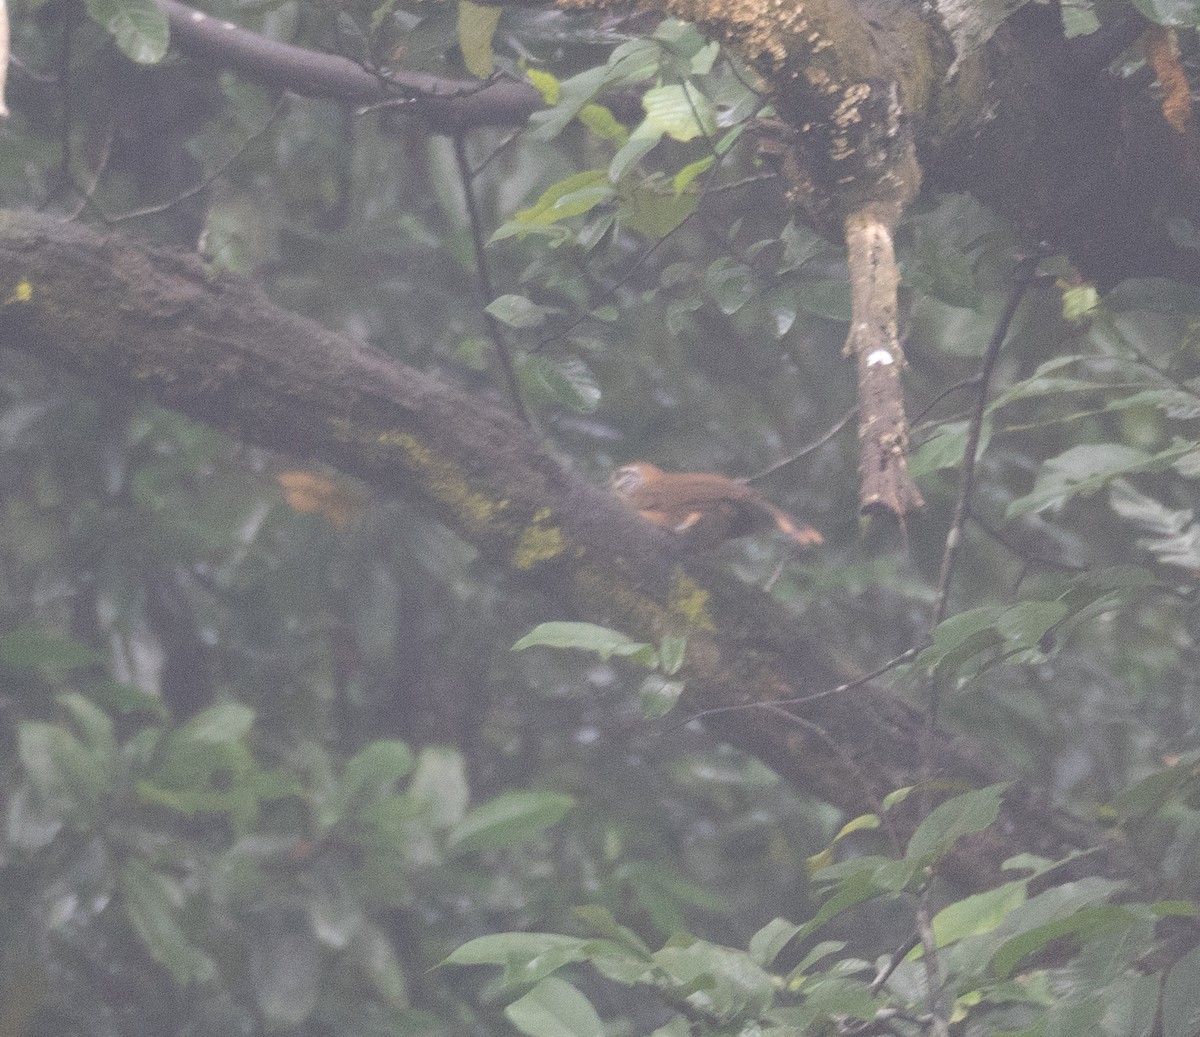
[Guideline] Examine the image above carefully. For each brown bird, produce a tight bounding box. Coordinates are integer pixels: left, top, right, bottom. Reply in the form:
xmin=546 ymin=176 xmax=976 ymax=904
xmin=609 ymin=462 xmax=823 ymax=551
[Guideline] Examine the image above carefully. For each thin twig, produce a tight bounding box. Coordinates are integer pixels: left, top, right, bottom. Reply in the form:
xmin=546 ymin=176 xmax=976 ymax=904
xmin=756 ymin=703 xmax=899 ymax=853
xmin=61 ymin=118 xmax=116 ymax=221
xmin=915 ymin=893 xmax=951 ymax=1037
xmin=930 ymin=252 xmax=1044 ymax=631
xmin=451 ymin=133 xmax=535 ymax=430
xmin=469 ymin=127 xmax=523 ymax=178
xmin=870 ymin=931 xmax=921 ymax=994
xmin=915 ymin=250 xmax=1045 ymax=1037
xmin=681 ymin=642 xmax=925 ymax=728
xmin=744 ymin=405 xmax=857 ymax=484
xmin=910 ymin=376 xmax=981 ymax=428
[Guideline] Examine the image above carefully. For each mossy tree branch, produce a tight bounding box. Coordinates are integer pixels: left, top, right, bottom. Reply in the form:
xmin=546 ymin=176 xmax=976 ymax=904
xmin=0 ymin=210 xmax=1118 ymax=888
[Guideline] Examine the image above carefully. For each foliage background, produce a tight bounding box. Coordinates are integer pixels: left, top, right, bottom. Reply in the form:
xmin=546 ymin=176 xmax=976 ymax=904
xmin=2 ymin=0 xmax=1200 ymax=1034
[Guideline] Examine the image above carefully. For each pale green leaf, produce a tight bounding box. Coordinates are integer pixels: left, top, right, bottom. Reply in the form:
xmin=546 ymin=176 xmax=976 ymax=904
xmin=447 ymin=790 xmax=573 ymax=854
xmin=84 ymin=0 xmax=168 ymax=62
xmin=121 ymin=861 xmax=215 ymax=985
xmin=457 ymin=0 xmax=502 ymax=79
xmin=641 ymin=82 xmax=716 ymax=141
xmin=504 ymin=977 xmax=603 ymax=1037
xmin=513 ymin=622 xmax=656 ymax=663
xmin=521 ymin=354 xmax=601 ymax=413
xmin=906 ymin=784 xmax=1007 ymax=864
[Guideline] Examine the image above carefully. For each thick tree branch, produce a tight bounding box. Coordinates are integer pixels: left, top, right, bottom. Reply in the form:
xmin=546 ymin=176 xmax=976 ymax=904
xmin=158 ymin=0 xmax=544 ymax=131
xmin=844 ymin=205 xmax=923 ymax=515
xmin=0 ymin=210 xmax=1120 ymax=888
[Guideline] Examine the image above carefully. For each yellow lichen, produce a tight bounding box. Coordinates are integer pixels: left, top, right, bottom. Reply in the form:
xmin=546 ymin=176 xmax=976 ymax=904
xmin=376 ymin=430 xmax=500 ymax=527
xmin=512 ymin=509 xmax=565 ymax=570
xmin=5 ymin=279 xmax=32 ymax=305
xmin=668 ymin=569 xmax=715 ymax=631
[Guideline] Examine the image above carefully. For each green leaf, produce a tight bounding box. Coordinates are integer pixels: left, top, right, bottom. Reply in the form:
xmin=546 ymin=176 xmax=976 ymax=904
xmin=84 ymin=0 xmax=168 ymax=62
xmin=525 ymin=67 xmax=559 ymax=104
xmin=991 ymin=903 xmax=1134 ymax=979
xmin=1061 ymin=283 xmax=1100 ymax=321
xmin=340 ymin=739 xmax=415 ymax=804
xmin=673 ymin=155 xmax=714 ymax=195
xmin=748 ymin=918 xmax=802 ymax=966
xmin=0 ymin=628 xmax=103 ymax=670
xmin=906 ymin=784 xmax=1007 ymax=864
xmin=909 ymin=419 xmax=993 ymax=478
xmin=120 ymin=861 xmax=215 ymax=985
xmin=457 ymin=0 xmax=502 ymax=79
xmin=618 ymin=180 xmax=697 ymax=239
xmin=486 ymin=294 xmax=555 ymax=329
xmin=706 ymin=258 xmax=754 ymax=315
xmin=916 ymin=606 xmax=1006 ymax=673
xmin=639 ymin=674 xmax=684 ymax=719
xmin=179 ymin=701 xmax=255 ymax=743
xmin=652 ymin=939 xmax=774 ymax=1018
xmin=930 ymin=880 xmax=1027 ymax=947
xmin=445 ymin=932 xmax=587 ymax=967
xmin=578 ymin=103 xmax=629 ymax=143
xmin=447 ymin=790 xmax=573 ymax=854
xmin=609 ymin=122 xmax=663 ymax=182
xmin=572 ymin=904 xmax=653 ymax=957
xmin=658 ymin=635 xmax=687 ymax=676
xmin=528 ymin=66 xmax=607 ymax=140
xmin=495 ymin=170 xmax=613 ymax=241
xmin=504 ymin=976 xmax=603 ymax=1037
xmin=18 ymin=721 xmax=109 ymax=817
xmin=513 ymin=622 xmax=657 ymax=664
xmin=521 ymin=354 xmax=601 ymax=413
xmin=1108 ymin=753 xmax=1200 ymax=820
xmin=409 ymin=746 xmax=469 ymax=829
xmin=1164 ymin=942 xmax=1200 ymax=1037
xmin=641 ymin=82 xmax=716 ymax=141
xmin=799 ymin=866 xmax=889 ymax=938
xmin=1007 ymin=442 xmax=1197 ymax=517
xmin=995 ymin=601 xmax=1068 ymax=650
xmin=90 ymin=679 xmax=170 ymax=719
xmin=57 ymin=692 xmax=116 ymax=761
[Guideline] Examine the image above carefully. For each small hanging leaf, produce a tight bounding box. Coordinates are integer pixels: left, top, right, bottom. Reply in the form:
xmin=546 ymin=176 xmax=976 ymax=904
xmin=906 ymin=783 xmax=1008 ymax=865
xmin=486 ymin=294 xmax=555 ymax=328
xmin=639 ymin=674 xmax=683 ymax=720
xmin=447 ymin=790 xmax=574 ymax=854
xmin=642 ymin=82 xmax=716 ymax=141
xmin=578 ymin=103 xmax=628 ymax=143
xmin=520 ymin=355 xmax=601 ymax=413
xmin=457 ymin=0 xmax=502 ymax=79
xmin=513 ymin=622 xmax=656 ymax=664
xmin=84 ymin=0 xmax=168 ymax=63
xmin=504 ymin=977 xmax=604 ymax=1037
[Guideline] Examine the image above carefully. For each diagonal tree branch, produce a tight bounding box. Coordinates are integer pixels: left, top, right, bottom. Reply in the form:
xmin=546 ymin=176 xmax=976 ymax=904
xmin=158 ymin=0 xmax=545 ymax=131
xmin=0 ymin=210 xmax=1122 ymax=889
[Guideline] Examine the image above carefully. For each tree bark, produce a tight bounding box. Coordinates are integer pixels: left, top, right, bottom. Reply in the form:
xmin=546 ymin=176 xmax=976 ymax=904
xmin=0 ymin=210 xmax=1119 ymax=888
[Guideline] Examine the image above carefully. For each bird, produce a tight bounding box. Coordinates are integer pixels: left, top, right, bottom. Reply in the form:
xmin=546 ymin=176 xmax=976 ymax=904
xmin=609 ymin=462 xmax=823 ymax=551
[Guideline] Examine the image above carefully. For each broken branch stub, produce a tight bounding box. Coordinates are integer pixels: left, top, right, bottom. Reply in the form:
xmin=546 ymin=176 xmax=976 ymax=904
xmin=844 ymin=206 xmax=924 ymax=516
